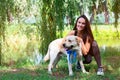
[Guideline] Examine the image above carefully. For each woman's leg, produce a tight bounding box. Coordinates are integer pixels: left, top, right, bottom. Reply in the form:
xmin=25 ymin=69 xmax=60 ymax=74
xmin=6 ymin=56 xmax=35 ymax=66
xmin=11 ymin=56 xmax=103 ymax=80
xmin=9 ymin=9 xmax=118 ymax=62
xmin=77 ymin=40 xmax=104 ymax=75
xmin=83 ymin=54 xmax=92 ymax=64
xmin=92 ymin=41 xmax=102 ymax=67
xmin=77 ymin=41 xmax=102 ymax=66
xmin=76 ymin=53 xmax=92 ymax=69
xmin=92 ymin=40 xmax=104 ymax=75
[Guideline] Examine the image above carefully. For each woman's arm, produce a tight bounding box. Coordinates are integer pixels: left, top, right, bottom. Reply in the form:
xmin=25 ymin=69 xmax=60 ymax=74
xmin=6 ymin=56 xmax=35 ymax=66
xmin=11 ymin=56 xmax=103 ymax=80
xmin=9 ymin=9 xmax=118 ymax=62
xmin=79 ymin=37 xmax=91 ymax=55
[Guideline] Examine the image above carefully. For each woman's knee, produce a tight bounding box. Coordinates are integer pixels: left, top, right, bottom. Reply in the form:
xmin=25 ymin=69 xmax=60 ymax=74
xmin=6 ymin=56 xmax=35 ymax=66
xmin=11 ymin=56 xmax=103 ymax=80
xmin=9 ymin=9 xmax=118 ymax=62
xmin=83 ymin=59 xmax=92 ymax=64
xmin=92 ymin=40 xmax=100 ymax=55
xmin=92 ymin=40 xmax=98 ymax=47
xmin=83 ymin=55 xmax=92 ymax=64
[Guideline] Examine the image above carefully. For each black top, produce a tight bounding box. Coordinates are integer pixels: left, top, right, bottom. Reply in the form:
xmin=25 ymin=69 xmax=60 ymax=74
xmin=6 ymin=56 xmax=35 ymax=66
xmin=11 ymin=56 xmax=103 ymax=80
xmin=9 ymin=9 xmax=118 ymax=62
xmin=74 ymin=30 xmax=77 ymax=36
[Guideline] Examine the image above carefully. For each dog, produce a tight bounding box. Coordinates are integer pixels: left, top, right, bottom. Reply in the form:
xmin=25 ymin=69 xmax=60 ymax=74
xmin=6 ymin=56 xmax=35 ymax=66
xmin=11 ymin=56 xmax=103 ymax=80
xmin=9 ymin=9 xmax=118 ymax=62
xmin=43 ymin=35 xmax=88 ymax=76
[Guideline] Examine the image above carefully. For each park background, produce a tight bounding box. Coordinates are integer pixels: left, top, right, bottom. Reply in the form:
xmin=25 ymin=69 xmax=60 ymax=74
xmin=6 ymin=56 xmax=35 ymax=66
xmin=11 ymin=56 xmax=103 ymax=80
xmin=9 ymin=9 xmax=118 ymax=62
xmin=0 ymin=0 xmax=120 ymax=80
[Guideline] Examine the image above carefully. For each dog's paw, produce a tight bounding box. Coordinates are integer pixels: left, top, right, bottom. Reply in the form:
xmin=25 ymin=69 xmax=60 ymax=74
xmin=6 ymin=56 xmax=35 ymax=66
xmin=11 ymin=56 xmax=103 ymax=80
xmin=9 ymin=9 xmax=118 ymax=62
xmin=85 ymin=71 xmax=89 ymax=74
xmin=48 ymin=71 xmax=52 ymax=75
xmin=83 ymin=71 xmax=89 ymax=74
xmin=69 ymin=72 xmax=74 ymax=76
xmin=69 ymin=73 xmax=74 ymax=76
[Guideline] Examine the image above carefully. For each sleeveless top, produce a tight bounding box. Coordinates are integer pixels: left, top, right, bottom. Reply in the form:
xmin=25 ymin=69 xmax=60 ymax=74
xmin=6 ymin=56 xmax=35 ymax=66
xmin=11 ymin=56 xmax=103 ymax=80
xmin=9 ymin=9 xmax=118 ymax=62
xmin=74 ymin=30 xmax=93 ymax=55
xmin=74 ymin=30 xmax=77 ymax=36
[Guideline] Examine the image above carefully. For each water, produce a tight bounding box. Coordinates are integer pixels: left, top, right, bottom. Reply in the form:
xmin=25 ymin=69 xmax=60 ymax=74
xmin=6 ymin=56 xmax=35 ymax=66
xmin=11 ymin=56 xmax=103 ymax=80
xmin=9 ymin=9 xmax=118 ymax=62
xmin=29 ymin=48 xmax=43 ymax=65
xmin=98 ymin=39 xmax=120 ymax=52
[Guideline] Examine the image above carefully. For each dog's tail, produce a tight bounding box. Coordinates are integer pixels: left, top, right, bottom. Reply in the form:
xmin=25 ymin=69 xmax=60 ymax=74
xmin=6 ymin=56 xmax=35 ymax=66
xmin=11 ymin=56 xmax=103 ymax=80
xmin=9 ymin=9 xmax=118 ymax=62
xmin=43 ymin=48 xmax=50 ymax=62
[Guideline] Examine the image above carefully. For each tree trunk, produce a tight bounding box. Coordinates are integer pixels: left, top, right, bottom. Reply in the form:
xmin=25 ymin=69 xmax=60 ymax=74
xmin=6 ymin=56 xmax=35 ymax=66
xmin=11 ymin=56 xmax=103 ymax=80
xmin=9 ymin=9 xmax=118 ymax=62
xmin=90 ymin=12 xmax=94 ymax=24
xmin=90 ymin=1 xmax=96 ymax=24
xmin=103 ymin=0 xmax=109 ymax=24
xmin=0 ymin=41 xmax=1 ymax=65
xmin=7 ymin=9 xmax=13 ymax=23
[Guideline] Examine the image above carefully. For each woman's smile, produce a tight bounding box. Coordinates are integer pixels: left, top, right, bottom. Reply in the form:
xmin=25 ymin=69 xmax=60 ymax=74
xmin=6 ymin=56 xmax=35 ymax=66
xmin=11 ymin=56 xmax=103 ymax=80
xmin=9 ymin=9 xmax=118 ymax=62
xmin=76 ymin=17 xmax=86 ymax=31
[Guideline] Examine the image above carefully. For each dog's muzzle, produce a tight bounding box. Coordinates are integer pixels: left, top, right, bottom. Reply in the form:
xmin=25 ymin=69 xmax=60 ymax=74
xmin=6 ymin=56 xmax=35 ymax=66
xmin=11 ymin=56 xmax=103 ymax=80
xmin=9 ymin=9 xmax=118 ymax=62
xmin=63 ymin=43 xmax=74 ymax=50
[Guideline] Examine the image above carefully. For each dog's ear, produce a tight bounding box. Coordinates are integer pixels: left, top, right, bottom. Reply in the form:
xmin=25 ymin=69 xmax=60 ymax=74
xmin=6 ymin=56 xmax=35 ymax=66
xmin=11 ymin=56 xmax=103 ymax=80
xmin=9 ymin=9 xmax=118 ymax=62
xmin=60 ymin=38 xmax=65 ymax=48
xmin=75 ymin=36 xmax=81 ymax=45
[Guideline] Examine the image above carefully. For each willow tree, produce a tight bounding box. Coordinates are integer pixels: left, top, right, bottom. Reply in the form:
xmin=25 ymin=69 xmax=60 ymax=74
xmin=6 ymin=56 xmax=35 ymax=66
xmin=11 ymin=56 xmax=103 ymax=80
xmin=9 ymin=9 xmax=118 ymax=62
xmin=0 ymin=0 xmax=6 ymax=65
xmin=111 ymin=0 xmax=120 ymax=38
xmin=0 ymin=0 xmax=14 ymax=65
xmin=39 ymin=0 xmax=65 ymax=54
xmin=65 ymin=0 xmax=79 ymax=26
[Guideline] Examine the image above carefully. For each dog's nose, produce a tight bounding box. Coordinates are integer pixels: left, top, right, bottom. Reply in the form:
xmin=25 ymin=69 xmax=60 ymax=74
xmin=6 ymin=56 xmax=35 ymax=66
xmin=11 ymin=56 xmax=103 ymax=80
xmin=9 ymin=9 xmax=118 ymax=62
xmin=63 ymin=43 xmax=65 ymax=47
xmin=71 ymin=45 xmax=73 ymax=48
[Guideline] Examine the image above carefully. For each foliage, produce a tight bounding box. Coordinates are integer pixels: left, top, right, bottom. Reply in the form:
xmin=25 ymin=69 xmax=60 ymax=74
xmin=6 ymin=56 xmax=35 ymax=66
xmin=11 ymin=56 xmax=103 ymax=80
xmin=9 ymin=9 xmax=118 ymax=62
xmin=39 ymin=0 xmax=65 ymax=54
xmin=0 ymin=0 xmax=15 ymax=65
xmin=14 ymin=0 xmax=40 ymax=23
xmin=65 ymin=0 xmax=79 ymax=25
xmin=92 ymin=24 xmax=120 ymax=39
xmin=2 ymin=24 xmax=39 ymax=66
xmin=112 ymin=0 xmax=120 ymax=38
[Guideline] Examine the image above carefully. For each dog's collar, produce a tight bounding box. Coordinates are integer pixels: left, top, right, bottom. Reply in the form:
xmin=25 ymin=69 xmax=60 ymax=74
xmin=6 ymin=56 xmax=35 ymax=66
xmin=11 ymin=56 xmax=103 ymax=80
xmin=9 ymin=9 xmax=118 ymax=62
xmin=66 ymin=50 xmax=77 ymax=64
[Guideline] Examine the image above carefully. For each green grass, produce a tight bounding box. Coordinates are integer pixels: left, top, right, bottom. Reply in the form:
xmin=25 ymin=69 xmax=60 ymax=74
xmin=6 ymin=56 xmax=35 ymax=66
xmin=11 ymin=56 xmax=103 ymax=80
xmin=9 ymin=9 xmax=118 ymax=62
xmin=0 ymin=49 xmax=120 ymax=80
xmin=0 ymin=59 xmax=120 ymax=80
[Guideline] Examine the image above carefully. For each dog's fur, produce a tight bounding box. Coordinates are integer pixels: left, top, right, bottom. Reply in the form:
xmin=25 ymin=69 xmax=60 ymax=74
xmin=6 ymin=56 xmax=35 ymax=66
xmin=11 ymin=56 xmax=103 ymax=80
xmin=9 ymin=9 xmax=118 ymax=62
xmin=43 ymin=35 xmax=88 ymax=76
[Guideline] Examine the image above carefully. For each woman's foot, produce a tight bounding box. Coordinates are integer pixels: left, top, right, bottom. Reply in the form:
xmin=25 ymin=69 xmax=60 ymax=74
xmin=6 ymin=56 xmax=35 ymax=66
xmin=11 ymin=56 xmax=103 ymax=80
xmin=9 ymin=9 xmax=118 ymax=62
xmin=97 ymin=67 xmax=104 ymax=76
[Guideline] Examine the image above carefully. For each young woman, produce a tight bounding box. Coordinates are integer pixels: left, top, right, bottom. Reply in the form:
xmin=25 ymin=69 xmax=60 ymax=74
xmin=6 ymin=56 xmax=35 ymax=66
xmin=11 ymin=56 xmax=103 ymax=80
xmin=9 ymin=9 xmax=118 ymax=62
xmin=67 ymin=15 xmax=104 ymax=75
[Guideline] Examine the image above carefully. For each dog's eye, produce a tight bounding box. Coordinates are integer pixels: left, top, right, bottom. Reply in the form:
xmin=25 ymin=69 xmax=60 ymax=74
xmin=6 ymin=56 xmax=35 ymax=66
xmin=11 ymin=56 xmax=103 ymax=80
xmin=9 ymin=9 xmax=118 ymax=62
xmin=68 ymin=40 xmax=72 ymax=42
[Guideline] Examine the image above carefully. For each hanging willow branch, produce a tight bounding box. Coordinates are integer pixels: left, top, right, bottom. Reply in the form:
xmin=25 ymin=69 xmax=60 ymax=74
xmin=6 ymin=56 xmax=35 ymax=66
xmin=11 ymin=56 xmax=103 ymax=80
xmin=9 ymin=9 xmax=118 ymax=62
xmin=39 ymin=0 xmax=65 ymax=54
xmin=112 ymin=0 xmax=120 ymax=38
xmin=0 ymin=0 xmax=14 ymax=65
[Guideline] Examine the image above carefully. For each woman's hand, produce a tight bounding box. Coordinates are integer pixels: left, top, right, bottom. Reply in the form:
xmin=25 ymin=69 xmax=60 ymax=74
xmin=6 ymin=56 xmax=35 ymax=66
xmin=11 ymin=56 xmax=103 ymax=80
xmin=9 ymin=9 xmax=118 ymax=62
xmin=78 ymin=36 xmax=91 ymax=55
xmin=76 ymin=37 xmax=83 ymax=43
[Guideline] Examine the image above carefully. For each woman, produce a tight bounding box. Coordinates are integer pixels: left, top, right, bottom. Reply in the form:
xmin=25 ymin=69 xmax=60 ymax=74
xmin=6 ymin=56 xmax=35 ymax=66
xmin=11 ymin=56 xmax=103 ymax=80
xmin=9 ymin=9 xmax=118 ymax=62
xmin=67 ymin=15 xmax=104 ymax=75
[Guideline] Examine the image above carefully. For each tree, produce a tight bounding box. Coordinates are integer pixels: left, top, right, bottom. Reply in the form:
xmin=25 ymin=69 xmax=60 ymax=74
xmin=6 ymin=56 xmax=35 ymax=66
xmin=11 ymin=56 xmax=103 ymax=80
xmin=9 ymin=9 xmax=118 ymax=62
xmin=39 ymin=0 xmax=65 ymax=54
xmin=112 ymin=0 xmax=120 ymax=38
xmin=103 ymin=0 xmax=109 ymax=24
xmin=66 ymin=0 xmax=79 ymax=26
xmin=0 ymin=0 xmax=14 ymax=65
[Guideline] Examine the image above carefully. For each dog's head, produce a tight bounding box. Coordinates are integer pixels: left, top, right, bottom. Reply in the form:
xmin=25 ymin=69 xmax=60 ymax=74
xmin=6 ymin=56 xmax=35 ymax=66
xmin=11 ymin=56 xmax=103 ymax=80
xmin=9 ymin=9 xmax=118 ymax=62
xmin=63 ymin=35 xmax=80 ymax=51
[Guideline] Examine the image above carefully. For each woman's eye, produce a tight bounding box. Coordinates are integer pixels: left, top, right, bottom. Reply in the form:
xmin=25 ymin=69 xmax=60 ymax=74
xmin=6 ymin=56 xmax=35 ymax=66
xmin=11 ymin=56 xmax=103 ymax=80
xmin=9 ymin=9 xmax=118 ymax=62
xmin=79 ymin=22 xmax=81 ymax=23
xmin=79 ymin=22 xmax=85 ymax=24
xmin=82 ymin=23 xmax=85 ymax=25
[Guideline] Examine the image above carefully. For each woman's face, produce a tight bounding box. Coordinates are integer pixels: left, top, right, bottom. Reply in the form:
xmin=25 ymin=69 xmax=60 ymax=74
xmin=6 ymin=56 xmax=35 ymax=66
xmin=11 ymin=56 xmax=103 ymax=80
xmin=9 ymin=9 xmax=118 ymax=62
xmin=76 ymin=17 xmax=86 ymax=31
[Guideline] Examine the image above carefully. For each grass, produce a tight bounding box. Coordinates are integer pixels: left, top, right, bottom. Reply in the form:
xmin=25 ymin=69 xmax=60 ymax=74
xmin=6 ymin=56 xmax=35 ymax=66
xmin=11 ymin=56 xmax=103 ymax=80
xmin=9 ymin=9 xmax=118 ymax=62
xmin=0 ymin=61 xmax=120 ymax=80
xmin=0 ymin=24 xmax=120 ymax=80
xmin=0 ymin=48 xmax=120 ymax=80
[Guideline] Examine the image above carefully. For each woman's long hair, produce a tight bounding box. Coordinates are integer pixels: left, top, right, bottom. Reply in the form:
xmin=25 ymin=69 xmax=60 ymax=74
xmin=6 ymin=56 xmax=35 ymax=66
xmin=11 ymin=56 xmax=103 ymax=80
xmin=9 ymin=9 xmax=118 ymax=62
xmin=73 ymin=15 xmax=94 ymax=44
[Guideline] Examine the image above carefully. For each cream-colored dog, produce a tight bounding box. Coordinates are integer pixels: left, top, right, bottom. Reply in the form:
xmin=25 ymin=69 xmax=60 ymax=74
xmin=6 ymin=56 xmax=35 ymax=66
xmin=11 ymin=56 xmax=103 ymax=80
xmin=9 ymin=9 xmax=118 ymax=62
xmin=43 ymin=35 xmax=88 ymax=76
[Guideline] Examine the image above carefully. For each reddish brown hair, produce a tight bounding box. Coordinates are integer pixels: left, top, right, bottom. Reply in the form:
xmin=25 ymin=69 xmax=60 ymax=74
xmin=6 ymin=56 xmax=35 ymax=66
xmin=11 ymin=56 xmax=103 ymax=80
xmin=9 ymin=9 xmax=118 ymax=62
xmin=73 ymin=15 xmax=94 ymax=44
